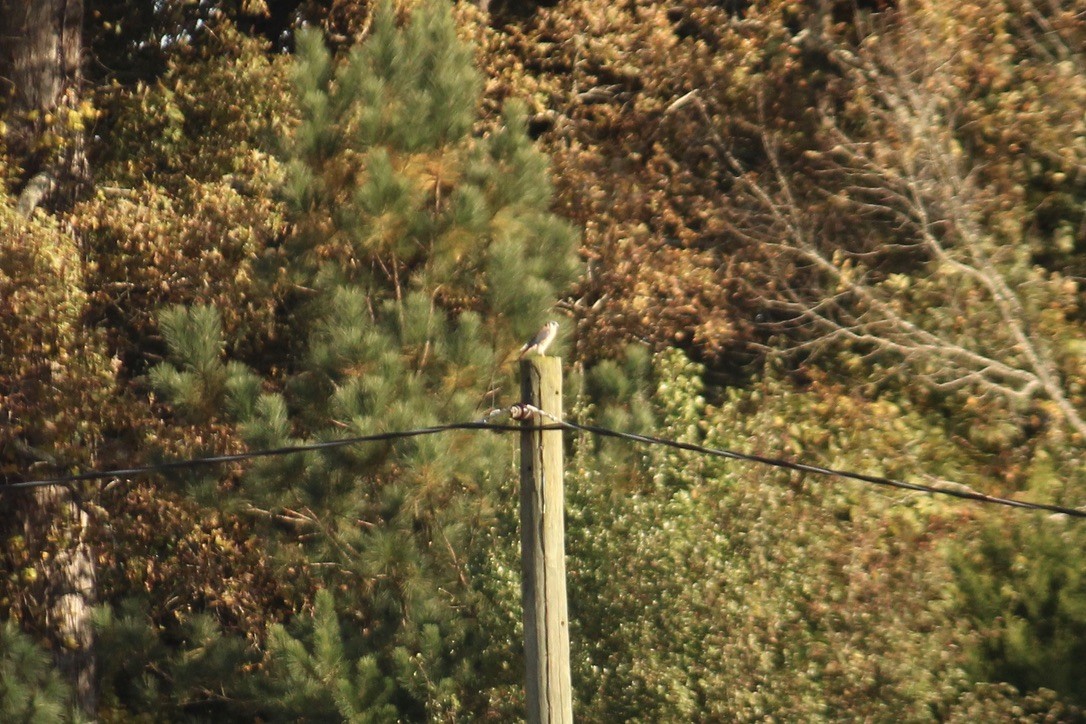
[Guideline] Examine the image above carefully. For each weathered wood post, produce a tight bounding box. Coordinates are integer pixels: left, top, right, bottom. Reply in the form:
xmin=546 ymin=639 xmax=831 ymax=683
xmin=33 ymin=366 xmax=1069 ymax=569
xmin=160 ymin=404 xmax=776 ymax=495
xmin=519 ymin=355 xmax=573 ymax=723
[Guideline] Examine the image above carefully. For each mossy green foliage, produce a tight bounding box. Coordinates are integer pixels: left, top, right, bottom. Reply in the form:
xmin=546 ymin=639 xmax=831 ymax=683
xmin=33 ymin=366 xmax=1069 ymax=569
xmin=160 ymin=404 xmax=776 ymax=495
xmin=568 ymin=348 xmax=1084 ymax=720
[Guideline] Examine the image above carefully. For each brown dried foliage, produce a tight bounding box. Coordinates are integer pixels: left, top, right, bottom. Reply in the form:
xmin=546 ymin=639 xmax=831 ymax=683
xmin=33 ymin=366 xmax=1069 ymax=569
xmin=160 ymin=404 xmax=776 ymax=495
xmin=475 ymin=0 xmax=836 ymax=364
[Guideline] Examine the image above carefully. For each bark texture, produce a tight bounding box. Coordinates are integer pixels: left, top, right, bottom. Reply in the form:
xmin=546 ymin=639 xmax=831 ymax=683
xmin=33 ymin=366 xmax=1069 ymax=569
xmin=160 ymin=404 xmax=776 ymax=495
xmin=1 ymin=0 xmax=97 ymax=715
xmin=0 ymin=0 xmax=86 ymax=211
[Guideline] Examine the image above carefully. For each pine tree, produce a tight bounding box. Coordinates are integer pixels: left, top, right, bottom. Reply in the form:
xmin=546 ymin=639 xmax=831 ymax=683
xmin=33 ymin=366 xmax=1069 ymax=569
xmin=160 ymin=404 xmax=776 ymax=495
xmin=0 ymin=621 xmax=73 ymax=723
xmin=150 ymin=1 xmax=578 ymax=717
xmin=952 ymin=515 xmax=1086 ymax=706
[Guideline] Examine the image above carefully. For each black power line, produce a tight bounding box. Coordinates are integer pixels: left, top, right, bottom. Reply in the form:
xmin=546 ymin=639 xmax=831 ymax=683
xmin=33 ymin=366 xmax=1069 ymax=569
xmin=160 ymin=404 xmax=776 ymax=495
xmin=552 ymin=417 xmax=1086 ymax=518
xmin=0 ymin=421 xmax=542 ymax=491
xmin=4 ymin=411 xmax=1083 ymax=519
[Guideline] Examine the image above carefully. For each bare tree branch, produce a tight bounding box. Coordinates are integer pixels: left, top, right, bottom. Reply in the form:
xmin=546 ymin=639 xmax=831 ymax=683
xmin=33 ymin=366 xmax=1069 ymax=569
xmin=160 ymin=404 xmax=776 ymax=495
xmin=681 ymin=5 xmax=1086 ymax=442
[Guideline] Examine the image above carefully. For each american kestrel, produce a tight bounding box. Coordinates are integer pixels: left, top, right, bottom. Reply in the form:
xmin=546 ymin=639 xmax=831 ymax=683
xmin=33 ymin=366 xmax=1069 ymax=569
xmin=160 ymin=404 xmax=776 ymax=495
xmin=519 ymin=320 xmax=559 ymax=358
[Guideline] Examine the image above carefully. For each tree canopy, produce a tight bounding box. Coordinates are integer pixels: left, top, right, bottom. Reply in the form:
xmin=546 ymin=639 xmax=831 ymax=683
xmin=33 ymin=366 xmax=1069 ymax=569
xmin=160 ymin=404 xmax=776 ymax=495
xmin=2 ymin=0 xmax=1085 ymax=719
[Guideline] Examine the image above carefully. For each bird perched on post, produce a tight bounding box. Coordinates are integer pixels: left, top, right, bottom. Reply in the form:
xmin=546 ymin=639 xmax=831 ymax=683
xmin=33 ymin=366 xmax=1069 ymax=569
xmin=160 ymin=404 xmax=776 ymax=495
xmin=519 ymin=320 xmax=559 ymax=358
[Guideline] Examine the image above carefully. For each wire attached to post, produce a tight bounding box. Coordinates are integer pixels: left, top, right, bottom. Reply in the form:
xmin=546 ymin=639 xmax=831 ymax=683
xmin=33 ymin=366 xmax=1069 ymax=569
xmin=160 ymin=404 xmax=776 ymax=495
xmin=3 ymin=409 xmax=1083 ymax=518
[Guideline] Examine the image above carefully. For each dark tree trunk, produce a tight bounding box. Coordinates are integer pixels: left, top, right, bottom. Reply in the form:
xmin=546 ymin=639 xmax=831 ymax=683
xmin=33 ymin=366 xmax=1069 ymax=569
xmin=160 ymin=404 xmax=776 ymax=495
xmin=17 ymin=486 xmax=98 ymax=716
xmin=0 ymin=0 xmax=86 ymax=213
xmin=0 ymin=1 xmax=97 ymax=716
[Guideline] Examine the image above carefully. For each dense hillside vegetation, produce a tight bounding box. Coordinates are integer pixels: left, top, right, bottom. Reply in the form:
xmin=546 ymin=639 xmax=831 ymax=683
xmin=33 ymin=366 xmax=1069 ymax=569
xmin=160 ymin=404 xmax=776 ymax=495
xmin=2 ymin=0 xmax=1084 ymax=719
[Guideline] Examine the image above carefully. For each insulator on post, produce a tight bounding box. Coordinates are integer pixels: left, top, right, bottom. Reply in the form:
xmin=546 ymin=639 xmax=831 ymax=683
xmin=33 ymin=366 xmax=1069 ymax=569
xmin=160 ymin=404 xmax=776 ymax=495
xmin=509 ymin=403 xmax=533 ymax=421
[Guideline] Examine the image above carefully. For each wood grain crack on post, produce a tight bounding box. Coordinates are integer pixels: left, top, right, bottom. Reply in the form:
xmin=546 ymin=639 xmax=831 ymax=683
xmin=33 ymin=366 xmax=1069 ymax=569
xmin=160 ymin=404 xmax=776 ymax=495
xmin=519 ymin=355 xmax=573 ymax=723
